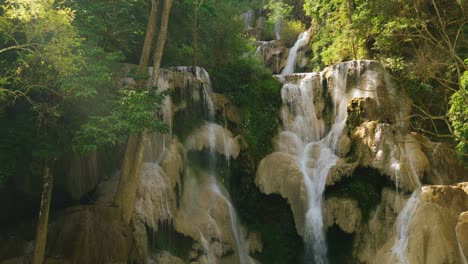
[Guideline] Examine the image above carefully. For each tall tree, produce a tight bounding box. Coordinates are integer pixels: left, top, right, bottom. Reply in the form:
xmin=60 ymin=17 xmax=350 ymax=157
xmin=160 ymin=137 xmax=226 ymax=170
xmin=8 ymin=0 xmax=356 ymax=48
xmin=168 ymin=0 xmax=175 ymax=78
xmin=192 ymin=0 xmax=199 ymax=75
xmin=151 ymin=0 xmax=174 ymax=86
xmin=113 ymin=0 xmax=174 ymax=224
xmin=0 ymin=0 xmax=115 ymax=262
xmin=139 ymin=0 xmax=161 ymax=72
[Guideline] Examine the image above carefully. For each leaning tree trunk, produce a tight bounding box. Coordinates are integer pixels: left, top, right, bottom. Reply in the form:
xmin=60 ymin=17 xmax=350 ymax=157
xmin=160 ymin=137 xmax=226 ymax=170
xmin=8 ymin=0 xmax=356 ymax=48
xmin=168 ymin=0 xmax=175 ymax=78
xmin=113 ymin=131 xmax=148 ymax=223
xmin=114 ymin=0 xmax=173 ymax=224
xmin=192 ymin=0 xmax=198 ymax=75
xmin=151 ymin=0 xmax=174 ymax=87
xmin=32 ymin=162 xmax=54 ymax=264
xmin=138 ymin=0 xmax=160 ymax=73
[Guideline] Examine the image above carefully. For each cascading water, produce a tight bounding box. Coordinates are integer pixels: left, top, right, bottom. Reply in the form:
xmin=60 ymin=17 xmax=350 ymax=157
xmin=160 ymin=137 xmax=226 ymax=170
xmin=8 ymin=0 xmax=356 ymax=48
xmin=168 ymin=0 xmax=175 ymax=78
xmin=177 ymin=66 xmax=248 ymax=264
xmin=391 ymin=190 xmax=421 ymax=264
xmin=281 ymin=30 xmax=310 ymax=75
xmin=274 ymin=19 xmax=281 ymax=40
xmin=390 ymin=137 xmax=424 ymax=264
xmin=277 ymin=60 xmax=378 ymax=263
xmin=456 ymin=219 xmax=468 ymax=264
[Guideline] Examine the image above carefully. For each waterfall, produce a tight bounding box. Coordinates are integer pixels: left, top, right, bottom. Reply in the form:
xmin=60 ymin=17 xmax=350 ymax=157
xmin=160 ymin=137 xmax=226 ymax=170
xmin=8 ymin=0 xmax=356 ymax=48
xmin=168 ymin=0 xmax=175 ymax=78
xmin=240 ymin=10 xmax=254 ymax=29
xmin=276 ymin=59 xmax=382 ymax=263
xmin=205 ymin=120 xmax=248 ymax=264
xmin=280 ymin=73 xmax=339 ymax=264
xmin=274 ymin=19 xmax=281 ymax=40
xmin=456 ymin=220 xmax=468 ymax=264
xmin=177 ymin=66 xmax=248 ymax=264
xmin=391 ymin=190 xmax=421 ymax=264
xmin=281 ymin=30 xmax=310 ymax=75
xmin=210 ymin=182 xmax=248 ymax=264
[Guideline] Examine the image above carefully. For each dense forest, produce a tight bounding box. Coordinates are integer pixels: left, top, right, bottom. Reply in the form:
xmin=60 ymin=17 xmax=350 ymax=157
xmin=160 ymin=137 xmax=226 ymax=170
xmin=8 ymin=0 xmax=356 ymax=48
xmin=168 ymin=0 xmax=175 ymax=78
xmin=0 ymin=0 xmax=467 ymax=263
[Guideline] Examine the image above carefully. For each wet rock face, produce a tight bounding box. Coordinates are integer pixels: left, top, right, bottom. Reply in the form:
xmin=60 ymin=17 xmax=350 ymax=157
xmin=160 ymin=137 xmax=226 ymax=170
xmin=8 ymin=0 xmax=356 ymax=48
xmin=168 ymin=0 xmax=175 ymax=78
xmin=255 ymin=59 xmax=468 ymax=263
xmin=256 ymin=152 xmax=307 ymax=235
xmin=324 ymin=197 xmax=362 ymax=234
xmin=211 ymin=93 xmax=244 ymax=126
xmin=46 ymin=205 xmax=133 ymax=264
xmin=355 ymin=184 xmax=468 ymax=264
xmin=347 ymin=97 xmax=378 ymax=132
xmin=255 ymin=41 xmax=289 ymax=74
xmin=457 ymin=211 xmax=468 ymax=258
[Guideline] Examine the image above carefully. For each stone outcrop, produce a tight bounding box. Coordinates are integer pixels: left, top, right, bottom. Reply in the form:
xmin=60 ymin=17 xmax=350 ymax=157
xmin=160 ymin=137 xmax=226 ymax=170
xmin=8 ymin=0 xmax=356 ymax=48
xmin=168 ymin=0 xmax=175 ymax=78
xmin=255 ymin=41 xmax=289 ymax=74
xmin=255 ymin=60 xmax=468 ymax=264
xmin=150 ymin=251 xmax=185 ymax=264
xmin=457 ymin=211 xmax=468 ymax=258
xmin=354 ymin=188 xmax=400 ymax=263
xmin=355 ymin=184 xmax=468 ymax=264
xmin=325 ymin=197 xmax=362 ymax=234
xmin=185 ymin=122 xmax=241 ymax=159
xmin=46 ymin=205 xmax=133 ymax=264
xmin=211 ymin=93 xmax=244 ymax=126
xmin=256 ymin=152 xmax=308 ymax=235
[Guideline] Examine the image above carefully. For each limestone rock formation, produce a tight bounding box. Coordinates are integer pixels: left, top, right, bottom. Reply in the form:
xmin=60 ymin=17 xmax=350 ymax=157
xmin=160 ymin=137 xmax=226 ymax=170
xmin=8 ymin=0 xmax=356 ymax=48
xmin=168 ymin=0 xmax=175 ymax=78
xmin=353 ymin=122 xmax=430 ymax=190
xmin=150 ymin=251 xmax=185 ymax=264
xmin=356 ymin=184 xmax=468 ymax=264
xmin=211 ymin=93 xmax=244 ymax=125
xmin=457 ymin=211 xmax=468 ymax=259
xmin=46 ymin=205 xmax=133 ymax=264
xmin=185 ymin=122 xmax=241 ymax=159
xmin=256 ymin=152 xmax=308 ymax=235
xmin=255 ymin=41 xmax=289 ymax=74
xmin=324 ymin=197 xmax=362 ymax=234
xmin=354 ymin=188 xmax=400 ymax=263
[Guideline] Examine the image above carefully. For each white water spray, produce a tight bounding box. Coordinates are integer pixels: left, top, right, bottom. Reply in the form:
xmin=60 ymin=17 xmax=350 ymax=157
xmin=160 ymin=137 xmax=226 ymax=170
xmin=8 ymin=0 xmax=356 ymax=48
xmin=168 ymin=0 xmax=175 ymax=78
xmin=391 ymin=190 xmax=421 ymax=264
xmin=281 ymin=30 xmax=310 ymax=75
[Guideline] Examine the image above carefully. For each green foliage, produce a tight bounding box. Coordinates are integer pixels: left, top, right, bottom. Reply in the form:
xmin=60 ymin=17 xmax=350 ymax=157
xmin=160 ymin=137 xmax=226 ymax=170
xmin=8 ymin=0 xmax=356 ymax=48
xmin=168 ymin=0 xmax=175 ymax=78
xmin=448 ymin=69 xmax=468 ymax=163
xmin=66 ymin=0 xmax=148 ymax=63
xmin=261 ymin=0 xmax=304 ymax=45
xmin=304 ymin=0 xmax=369 ymax=68
xmin=280 ymin=19 xmax=305 ymax=47
xmin=264 ymin=0 xmax=292 ymax=24
xmin=164 ymin=0 xmax=252 ymax=72
xmin=0 ymin=0 xmax=162 ymax=187
xmin=212 ymin=56 xmax=282 ymax=163
xmin=303 ymin=0 xmax=468 ymax=159
xmin=326 ymin=167 xmax=388 ymax=221
xmin=74 ymin=90 xmax=169 ymax=154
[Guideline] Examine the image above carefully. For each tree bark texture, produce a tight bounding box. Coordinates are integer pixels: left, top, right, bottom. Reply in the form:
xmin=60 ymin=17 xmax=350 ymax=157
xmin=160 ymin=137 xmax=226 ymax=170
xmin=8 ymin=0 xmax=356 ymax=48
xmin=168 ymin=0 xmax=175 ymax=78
xmin=192 ymin=0 xmax=198 ymax=75
xmin=151 ymin=0 xmax=174 ymax=88
xmin=32 ymin=163 xmax=54 ymax=264
xmin=138 ymin=0 xmax=160 ymax=73
xmin=113 ymin=131 xmax=148 ymax=224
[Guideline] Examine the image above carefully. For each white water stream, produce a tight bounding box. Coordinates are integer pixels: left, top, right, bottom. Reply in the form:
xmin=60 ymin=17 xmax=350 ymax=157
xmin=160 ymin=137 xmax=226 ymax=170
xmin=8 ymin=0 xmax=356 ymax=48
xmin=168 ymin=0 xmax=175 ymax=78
xmin=194 ymin=67 xmax=248 ymax=264
xmin=456 ymin=221 xmax=468 ymax=264
xmin=391 ymin=190 xmax=421 ymax=264
xmin=281 ymin=30 xmax=310 ymax=75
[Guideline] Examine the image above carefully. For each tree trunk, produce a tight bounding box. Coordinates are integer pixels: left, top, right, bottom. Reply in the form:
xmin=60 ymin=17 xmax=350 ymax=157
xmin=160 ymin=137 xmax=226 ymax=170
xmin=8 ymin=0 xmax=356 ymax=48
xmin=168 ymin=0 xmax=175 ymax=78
xmin=192 ymin=0 xmax=198 ymax=75
xmin=114 ymin=0 xmax=173 ymax=224
xmin=138 ymin=0 xmax=160 ymax=73
xmin=347 ymin=0 xmax=356 ymax=20
xmin=151 ymin=0 xmax=174 ymax=88
xmin=113 ymin=131 xmax=148 ymax=223
xmin=32 ymin=163 xmax=54 ymax=264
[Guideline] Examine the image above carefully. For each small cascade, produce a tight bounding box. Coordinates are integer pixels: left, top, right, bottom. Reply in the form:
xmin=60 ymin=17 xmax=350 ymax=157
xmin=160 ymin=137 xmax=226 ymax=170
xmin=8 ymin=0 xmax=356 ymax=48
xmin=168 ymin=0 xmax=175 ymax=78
xmin=174 ymin=66 xmax=248 ymax=263
xmin=274 ymin=19 xmax=281 ymax=40
xmin=301 ymin=143 xmax=338 ymax=263
xmin=240 ymin=10 xmax=254 ymax=29
xmin=390 ymin=190 xmax=421 ymax=264
xmin=456 ymin=221 xmax=468 ymax=264
xmin=389 ymin=133 xmax=424 ymax=264
xmin=274 ymin=59 xmax=391 ymax=263
xmin=281 ymin=30 xmax=310 ymax=75
xmin=210 ymin=182 xmax=248 ymax=264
